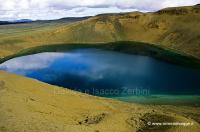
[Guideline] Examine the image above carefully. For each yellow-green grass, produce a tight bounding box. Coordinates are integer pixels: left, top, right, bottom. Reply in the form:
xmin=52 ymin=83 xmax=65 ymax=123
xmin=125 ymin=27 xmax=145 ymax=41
xmin=0 ymin=5 xmax=200 ymax=60
xmin=1 ymin=41 xmax=200 ymax=68
xmin=0 ymin=5 xmax=200 ymax=132
xmin=1 ymin=70 xmax=200 ymax=132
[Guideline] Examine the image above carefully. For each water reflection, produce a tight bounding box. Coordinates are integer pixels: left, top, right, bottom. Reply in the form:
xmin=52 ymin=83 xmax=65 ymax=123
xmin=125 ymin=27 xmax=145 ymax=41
xmin=0 ymin=49 xmax=200 ymax=96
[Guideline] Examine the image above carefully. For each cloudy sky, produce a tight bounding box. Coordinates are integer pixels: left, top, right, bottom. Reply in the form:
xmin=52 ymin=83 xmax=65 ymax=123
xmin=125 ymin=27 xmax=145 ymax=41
xmin=0 ymin=0 xmax=200 ymax=21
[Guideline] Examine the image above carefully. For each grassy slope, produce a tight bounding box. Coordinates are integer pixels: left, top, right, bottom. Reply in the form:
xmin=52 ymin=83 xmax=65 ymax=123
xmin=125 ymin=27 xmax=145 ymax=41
xmin=0 ymin=5 xmax=200 ymax=132
xmin=0 ymin=18 xmax=89 ymax=57
xmin=1 ymin=41 xmax=200 ymax=68
xmin=0 ymin=71 xmax=200 ymax=132
xmin=0 ymin=4 xmax=200 ymax=59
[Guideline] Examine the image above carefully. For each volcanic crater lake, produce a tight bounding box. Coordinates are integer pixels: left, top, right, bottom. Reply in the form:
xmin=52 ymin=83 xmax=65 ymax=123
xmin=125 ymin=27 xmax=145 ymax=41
xmin=0 ymin=49 xmax=200 ymax=103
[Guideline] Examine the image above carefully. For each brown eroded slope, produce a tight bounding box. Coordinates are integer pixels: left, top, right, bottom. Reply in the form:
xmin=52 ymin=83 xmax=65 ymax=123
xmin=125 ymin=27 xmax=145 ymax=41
xmin=0 ymin=4 xmax=200 ymax=59
xmin=0 ymin=70 xmax=200 ymax=132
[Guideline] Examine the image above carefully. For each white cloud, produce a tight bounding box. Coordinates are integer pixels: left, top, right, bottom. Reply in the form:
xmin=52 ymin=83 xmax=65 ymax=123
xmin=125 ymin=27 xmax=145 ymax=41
xmin=0 ymin=0 xmax=199 ymax=20
xmin=0 ymin=53 xmax=66 ymax=72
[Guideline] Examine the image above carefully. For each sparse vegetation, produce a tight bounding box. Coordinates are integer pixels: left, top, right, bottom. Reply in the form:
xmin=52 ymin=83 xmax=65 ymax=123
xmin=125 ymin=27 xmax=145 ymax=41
xmin=1 ymin=41 xmax=200 ymax=68
xmin=0 ymin=5 xmax=200 ymax=59
xmin=0 ymin=4 xmax=200 ymax=132
xmin=0 ymin=71 xmax=200 ymax=132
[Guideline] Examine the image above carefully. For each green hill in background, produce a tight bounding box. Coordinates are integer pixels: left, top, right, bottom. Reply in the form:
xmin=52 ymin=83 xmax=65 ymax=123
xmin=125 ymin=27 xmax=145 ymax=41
xmin=0 ymin=4 xmax=200 ymax=59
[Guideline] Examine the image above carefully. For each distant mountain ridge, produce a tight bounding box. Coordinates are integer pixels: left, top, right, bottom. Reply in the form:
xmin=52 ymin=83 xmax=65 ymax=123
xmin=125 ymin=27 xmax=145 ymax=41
xmin=0 ymin=4 xmax=200 ymax=59
xmin=13 ymin=19 xmax=33 ymax=23
xmin=0 ymin=19 xmax=33 ymax=25
xmin=0 ymin=17 xmax=91 ymax=25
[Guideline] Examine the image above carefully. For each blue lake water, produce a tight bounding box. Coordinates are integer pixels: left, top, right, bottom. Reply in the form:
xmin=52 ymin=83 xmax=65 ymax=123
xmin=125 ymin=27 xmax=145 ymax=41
xmin=0 ymin=49 xmax=200 ymax=99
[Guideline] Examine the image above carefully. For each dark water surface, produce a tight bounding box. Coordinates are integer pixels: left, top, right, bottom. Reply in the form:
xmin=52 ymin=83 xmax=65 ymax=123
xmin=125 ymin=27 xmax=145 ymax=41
xmin=0 ymin=49 xmax=200 ymax=99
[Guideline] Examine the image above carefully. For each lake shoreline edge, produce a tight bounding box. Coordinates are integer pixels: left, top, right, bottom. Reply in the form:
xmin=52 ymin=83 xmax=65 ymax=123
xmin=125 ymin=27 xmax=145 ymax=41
xmin=1 ymin=41 xmax=200 ymax=68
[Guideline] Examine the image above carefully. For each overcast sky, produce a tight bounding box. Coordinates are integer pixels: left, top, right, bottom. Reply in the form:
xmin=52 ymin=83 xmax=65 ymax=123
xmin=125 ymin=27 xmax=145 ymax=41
xmin=0 ymin=0 xmax=200 ymax=21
